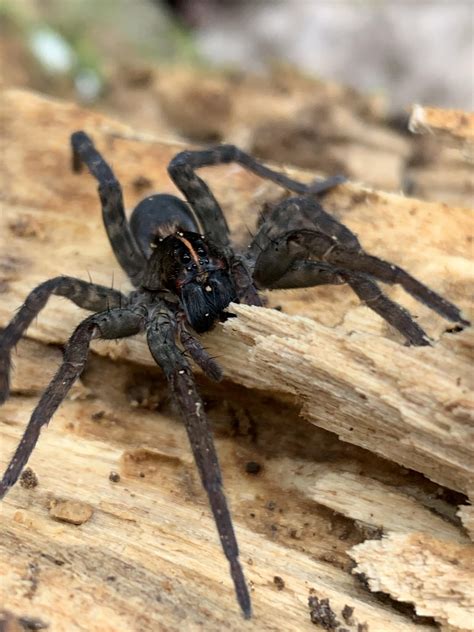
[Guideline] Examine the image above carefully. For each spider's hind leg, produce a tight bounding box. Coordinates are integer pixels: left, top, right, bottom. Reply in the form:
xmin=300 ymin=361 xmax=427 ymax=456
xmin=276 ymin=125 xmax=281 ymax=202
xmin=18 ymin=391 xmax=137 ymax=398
xmin=0 ymin=276 xmax=126 ymax=404
xmin=0 ymin=307 xmax=143 ymax=500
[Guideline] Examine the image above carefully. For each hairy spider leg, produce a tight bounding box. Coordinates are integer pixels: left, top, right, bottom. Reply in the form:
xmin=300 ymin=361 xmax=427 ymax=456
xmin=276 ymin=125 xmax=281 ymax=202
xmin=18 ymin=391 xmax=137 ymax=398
xmin=264 ymin=259 xmax=432 ymax=345
xmin=71 ymin=132 xmax=146 ymax=286
xmin=248 ymin=195 xmax=468 ymax=345
xmin=254 ymin=196 xmax=469 ymax=327
xmin=147 ymin=310 xmax=251 ymax=619
xmin=0 ymin=308 xmax=143 ymax=500
xmin=247 ymin=196 xmax=360 ymax=266
xmin=178 ymin=324 xmax=223 ymax=382
xmin=328 ymin=250 xmax=471 ymax=327
xmin=0 ymin=277 xmax=126 ymax=404
xmin=167 ymin=145 xmax=345 ymax=250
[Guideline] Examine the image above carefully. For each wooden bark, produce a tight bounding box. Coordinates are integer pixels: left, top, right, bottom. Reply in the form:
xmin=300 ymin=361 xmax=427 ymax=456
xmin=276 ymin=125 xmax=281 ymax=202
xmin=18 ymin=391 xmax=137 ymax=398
xmin=0 ymin=88 xmax=473 ymax=631
xmin=409 ymin=104 xmax=474 ymax=147
xmin=350 ymin=533 xmax=474 ymax=630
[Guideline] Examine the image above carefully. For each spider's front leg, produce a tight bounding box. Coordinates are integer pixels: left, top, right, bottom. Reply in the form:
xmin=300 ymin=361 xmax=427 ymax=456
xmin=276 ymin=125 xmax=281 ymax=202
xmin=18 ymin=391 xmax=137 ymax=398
xmin=262 ymin=259 xmax=432 ymax=346
xmin=249 ymin=195 xmax=469 ymax=345
xmin=0 ymin=277 xmax=126 ymax=404
xmin=71 ymin=132 xmax=146 ymax=286
xmin=168 ymin=144 xmax=345 ymax=249
xmin=0 ymin=308 xmax=143 ymax=500
xmin=146 ymin=307 xmax=251 ymax=619
xmin=328 ymin=249 xmax=470 ymax=327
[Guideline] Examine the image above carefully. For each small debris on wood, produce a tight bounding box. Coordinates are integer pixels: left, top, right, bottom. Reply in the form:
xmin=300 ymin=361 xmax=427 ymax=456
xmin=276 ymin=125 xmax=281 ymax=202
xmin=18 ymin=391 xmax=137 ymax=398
xmin=18 ymin=615 xmax=49 ymax=630
xmin=273 ymin=576 xmax=285 ymax=590
xmin=48 ymin=499 xmax=94 ymax=525
xmin=245 ymin=461 xmax=262 ymax=475
xmin=19 ymin=468 xmax=38 ymax=490
xmin=308 ymin=596 xmax=339 ymax=630
xmin=91 ymin=410 xmax=105 ymax=421
xmin=109 ymin=471 xmax=121 ymax=483
xmin=341 ymin=605 xmax=354 ymax=626
xmin=132 ymin=175 xmax=152 ymax=192
xmin=127 ymin=381 xmax=162 ymax=410
xmin=0 ymin=610 xmax=49 ymax=631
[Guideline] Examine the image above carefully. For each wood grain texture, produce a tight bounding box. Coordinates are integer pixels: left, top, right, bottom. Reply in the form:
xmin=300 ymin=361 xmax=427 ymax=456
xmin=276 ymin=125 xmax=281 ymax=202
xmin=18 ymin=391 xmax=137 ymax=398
xmin=350 ymin=532 xmax=474 ymax=630
xmin=0 ymin=88 xmax=472 ymax=631
xmin=409 ymin=104 xmax=474 ymax=146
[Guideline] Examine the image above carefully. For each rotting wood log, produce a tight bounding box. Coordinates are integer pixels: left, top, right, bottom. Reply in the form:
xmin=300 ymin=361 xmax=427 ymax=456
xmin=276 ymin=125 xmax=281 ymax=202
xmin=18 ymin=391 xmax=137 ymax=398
xmin=409 ymin=104 xmax=474 ymax=147
xmin=350 ymin=532 xmax=474 ymax=631
xmin=0 ymin=88 xmax=472 ymax=631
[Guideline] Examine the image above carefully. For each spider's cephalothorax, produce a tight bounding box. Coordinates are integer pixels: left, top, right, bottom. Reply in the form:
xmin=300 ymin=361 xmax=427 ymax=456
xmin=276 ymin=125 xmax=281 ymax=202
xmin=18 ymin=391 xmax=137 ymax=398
xmin=0 ymin=132 xmax=469 ymax=619
xmin=143 ymin=230 xmax=237 ymax=333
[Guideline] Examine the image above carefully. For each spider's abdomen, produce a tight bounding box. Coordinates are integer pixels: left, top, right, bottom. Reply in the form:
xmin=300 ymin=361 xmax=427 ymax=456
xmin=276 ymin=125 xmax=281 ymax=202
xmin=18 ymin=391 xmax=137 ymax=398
xmin=130 ymin=194 xmax=199 ymax=259
xmin=142 ymin=231 xmax=237 ymax=333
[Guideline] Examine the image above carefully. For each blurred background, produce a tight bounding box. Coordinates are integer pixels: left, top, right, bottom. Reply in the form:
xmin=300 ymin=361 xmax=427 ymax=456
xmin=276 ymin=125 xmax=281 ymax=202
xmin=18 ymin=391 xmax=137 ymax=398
xmin=1 ymin=0 xmax=472 ymax=203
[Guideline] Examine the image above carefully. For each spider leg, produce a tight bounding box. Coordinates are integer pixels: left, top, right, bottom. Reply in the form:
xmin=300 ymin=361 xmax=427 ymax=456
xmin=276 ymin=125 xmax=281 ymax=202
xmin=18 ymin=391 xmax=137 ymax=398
xmin=0 ymin=308 xmax=143 ymax=500
xmin=247 ymin=196 xmax=360 ymax=277
xmin=327 ymin=250 xmax=470 ymax=327
xmin=178 ymin=324 xmax=223 ymax=382
xmin=71 ymin=131 xmax=146 ymax=286
xmin=0 ymin=276 xmax=127 ymax=404
xmin=266 ymin=260 xmax=347 ymax=289
xmin=266 ymin=259 xmax=431 ymax=346
xmin=147 ymin=310 xmax=251 ymax=619
xmin=345 ymin=272 xmax=432 ymax=345
xmin=168 ymin=146 xmax=345 ymax=249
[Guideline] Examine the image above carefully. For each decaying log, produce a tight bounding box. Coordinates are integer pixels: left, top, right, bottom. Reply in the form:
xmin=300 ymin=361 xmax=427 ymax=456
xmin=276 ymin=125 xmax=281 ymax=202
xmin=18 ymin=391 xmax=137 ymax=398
xmin=350 ymin=532 xmax=474 ymax=630
xmin=0 ymin=88 xmax=473 ymax=631
xmin=458 ymin=505 xmax=474 ymax=541
xmin=409 ymin=104 xmax=474 ymax=147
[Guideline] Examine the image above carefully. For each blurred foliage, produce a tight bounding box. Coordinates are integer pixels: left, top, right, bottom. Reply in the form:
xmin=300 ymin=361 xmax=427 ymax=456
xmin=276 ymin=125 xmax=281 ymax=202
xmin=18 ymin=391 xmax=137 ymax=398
xmin=0 ymin=0 xmax=200 ymax=100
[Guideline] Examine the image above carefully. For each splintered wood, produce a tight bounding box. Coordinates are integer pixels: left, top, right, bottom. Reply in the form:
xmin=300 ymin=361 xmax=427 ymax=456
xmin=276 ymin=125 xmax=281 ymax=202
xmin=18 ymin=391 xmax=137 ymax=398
xmin=409 ymin=104 xmax=474 ymax=147
xmin=0 ymin=89 xmax=473 ymax=631
xmin=350 ymin=533 xmax=474 ymax=630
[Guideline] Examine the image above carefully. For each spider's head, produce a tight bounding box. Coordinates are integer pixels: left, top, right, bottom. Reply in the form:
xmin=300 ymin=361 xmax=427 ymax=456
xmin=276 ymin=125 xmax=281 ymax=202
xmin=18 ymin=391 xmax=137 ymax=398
xmin=144 ymin=231 xmax=237 ymax=333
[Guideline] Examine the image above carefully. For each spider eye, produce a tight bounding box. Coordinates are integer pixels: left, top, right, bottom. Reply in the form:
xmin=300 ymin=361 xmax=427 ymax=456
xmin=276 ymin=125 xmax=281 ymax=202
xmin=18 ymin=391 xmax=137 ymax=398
xmin=182 ymin=253 xmax=191 ymax=262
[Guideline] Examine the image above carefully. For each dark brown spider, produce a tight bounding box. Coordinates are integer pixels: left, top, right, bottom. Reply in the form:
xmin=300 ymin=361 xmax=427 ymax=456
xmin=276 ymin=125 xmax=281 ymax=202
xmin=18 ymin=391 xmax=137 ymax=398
xmin=0 ymin=133 xmax=468 ymax=618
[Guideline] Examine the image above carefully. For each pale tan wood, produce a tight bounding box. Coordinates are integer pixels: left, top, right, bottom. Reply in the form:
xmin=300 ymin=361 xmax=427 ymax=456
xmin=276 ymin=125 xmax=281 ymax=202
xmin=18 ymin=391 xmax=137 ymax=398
xmin=458 ymin=505 xmax=474 ymax=541
xmin=409 ymin=104 xmax=474 ymax=146
xmin=286 ymin=466 xmax=469 ymax=544
xmin=0 ymin=88 xmax=472 ymax=631
xmin=350 ymin=532 xmax=474 ymax=630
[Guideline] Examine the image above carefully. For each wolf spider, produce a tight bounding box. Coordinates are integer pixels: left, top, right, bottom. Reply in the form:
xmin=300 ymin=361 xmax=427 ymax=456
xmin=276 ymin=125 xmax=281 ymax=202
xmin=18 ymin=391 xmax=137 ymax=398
xmin=0 ymin=133 xmax=468 ymax=618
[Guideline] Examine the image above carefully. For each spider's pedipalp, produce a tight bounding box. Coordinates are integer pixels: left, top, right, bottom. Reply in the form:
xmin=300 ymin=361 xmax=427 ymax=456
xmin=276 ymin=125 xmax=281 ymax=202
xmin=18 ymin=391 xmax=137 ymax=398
xmin=146 ymin=310 xmax=251 ymax=618
xmin=71 ymin=132 xmax=145 ymax=285
xmin=0 ymin=277 xmax=126 ymax=404
xmin=179 ymin=325 xmax=223 ymax=382
xmin=0 ymin=307 xmax=143 ymax=500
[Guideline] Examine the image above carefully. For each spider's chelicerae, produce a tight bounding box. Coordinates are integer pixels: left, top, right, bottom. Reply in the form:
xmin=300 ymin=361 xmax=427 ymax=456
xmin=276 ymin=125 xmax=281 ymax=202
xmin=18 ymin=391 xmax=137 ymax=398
xmin=0 ymin=132 xmax=469 ymax=618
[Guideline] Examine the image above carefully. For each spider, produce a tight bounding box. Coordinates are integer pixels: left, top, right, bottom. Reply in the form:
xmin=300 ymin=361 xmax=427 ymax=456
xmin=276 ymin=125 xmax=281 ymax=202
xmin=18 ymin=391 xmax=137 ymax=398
xmin=0 ymin=132 xmax=468 ymax=618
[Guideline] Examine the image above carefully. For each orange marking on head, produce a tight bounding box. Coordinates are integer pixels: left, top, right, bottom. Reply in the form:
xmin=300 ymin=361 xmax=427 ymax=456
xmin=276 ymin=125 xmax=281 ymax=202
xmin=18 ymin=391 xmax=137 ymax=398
xmin=176 ymin=234 xmax=203 ymax=271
